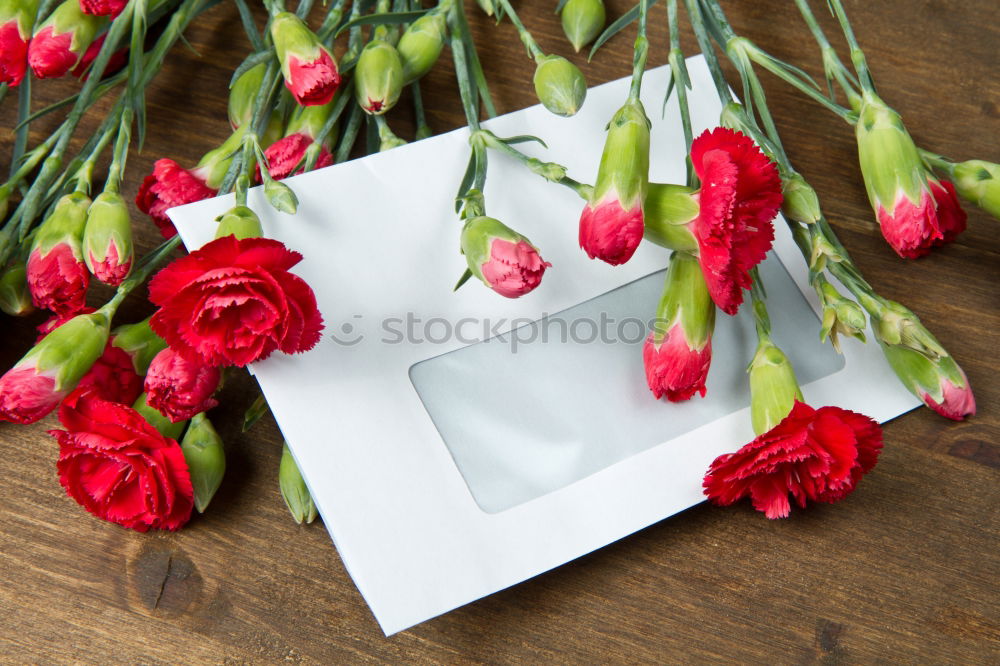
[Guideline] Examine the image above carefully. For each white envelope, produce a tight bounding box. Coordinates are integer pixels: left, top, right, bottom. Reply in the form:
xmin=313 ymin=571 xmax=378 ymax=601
xmin=168 ymin=56 xmax=920 ymax=635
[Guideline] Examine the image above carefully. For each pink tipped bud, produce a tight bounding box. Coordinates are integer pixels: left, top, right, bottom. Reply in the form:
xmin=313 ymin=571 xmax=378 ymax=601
xmin=144 ymin=347 xmax=221 ymax=423
xmin=271 ymin=12 xmax=340 ymax=106
xmin=643 ymin=326 xmax=711 ymax=402
xmin=27 ymin=0 xmax=105 ymax=79
xmin=877 ymin=188 xmax=942 ymax=259
xmin=0 ymin=367 xmax=63 ymax=424
xmin=0 ymin=17 xmax=31 ymax=86
xmin=923 ymin=373 xmax=977 ymax=421
xmin=578 ymin=196 xmax=644 ymax=266
xmin=83 ymin=191 xmax=133 ymax=286
xmin=481 ymin=239 xmax=551 ymax=298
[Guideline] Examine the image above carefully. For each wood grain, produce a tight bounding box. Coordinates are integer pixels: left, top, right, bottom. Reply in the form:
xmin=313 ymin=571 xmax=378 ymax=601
xmin=1 ymin=1 xmax=998 ymax=662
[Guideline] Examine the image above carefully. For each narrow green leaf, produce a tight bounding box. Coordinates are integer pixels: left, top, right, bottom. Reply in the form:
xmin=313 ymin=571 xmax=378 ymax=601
xmin=499 ymin=134 xmax=549 ymax=149
xmin=455 ymin=151 xmax=477 ymax=212
xmin=243 ymin=393 xmax=270 ymax=432
xmin=454 ymin=268 xmax=474 ymax=291
xmin=229 ymin=50 xmax=275 ymax=88
xmin=588 ymin=3 xmax=639 ymax=61
xmin=334 ymin=10 xmax=427 ymax=38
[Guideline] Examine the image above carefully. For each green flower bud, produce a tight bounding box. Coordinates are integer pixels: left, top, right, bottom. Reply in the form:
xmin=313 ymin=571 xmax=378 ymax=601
xmin=264 ymin=179 xmax=299 ymax=214
xmin=642 ymin=183 xmax=699 ymax=252
xmin=781 ymin=172 xmax=821 ymax=224
xmin=34 ymin=0 xmax=106 ymax=69
xmin=871 ymin=300 xmax=947 ymax=361
xmin=533 ymin=54 xmax=587 ymax=117
xmin=355 ymin=40 xmax=404 ymax=116
xmin=0 ymin=261 xmax=34 ymax=316
xmin=593 ymin=99 xmax=651 ymax=209
xmin=397 ymin=11 xmax=447 ymax=83
xmin=181 ymin=412 xmax=226 ymax=513
xmin=270 ymin=12 xmax=340 ymax=107
xmin=133 ymin=392 xmax=187 ymax=441
xmin=83 ymin=191 xmax=133 ymax=286
xmin=111 ymin=316 xmax=167 ymax=375
xmin=879 ymin=343 xmax=975 ymax=420
xmin=817 ymin=280 xmax=867 ymax=352
xmin=748 ymin=339 xmax=803 ymax=435
xmin=855 ymin=93 xmax=928 ymax=214
xmin=26 ymin=308 xmax=111 ymax=391
xmin=475 ymin=0 xmax=495 ymax=16
xmin=560 ymin=0 xmax=605 ymax=52
xmin=651 ymin=251 xmax=714 ymax=348
xmin=196 ymin=126 xmax=247 ymax=189
xmin=460 ymin=216 xmax=549 ymax=297
xmin=228 ymin=63 xmax=266 ymax=129
xmin=32 ymin=191 xmax=90 ymax=257
xmin=286 ymin=97 xmax=338 ymax=143
xmin=952 ymin=159 xmax=1000 ymax=220
xmin=279 ymin=442 xmax=317 ymax=524
xmin=214 ymin=205 xmax=263 ymax=240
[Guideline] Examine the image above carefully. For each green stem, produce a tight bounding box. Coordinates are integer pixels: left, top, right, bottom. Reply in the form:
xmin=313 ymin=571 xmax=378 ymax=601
xmin=73 ymin=125 xmax=117 ymax=194
xmin=476 ymin=130 xmax=593 ymax=199
xmin=104 ymin=107 xmax=134 ymax=194
xmin=791 ymin=0 xmax=859 ymax=104
xmin=11 ymin=75 xmax=31 ymax=178
xmin=683 ymin=0 xmax=731 ymax=105
xmin=627 ymin=0 xmax=651 ymax=101
xmin=495 ymin=0 xmax=544 ymax=60
xmin=449 ymin=4 xmax=481 ymax=131
xmin=667 ymin=0 xmax=693 ymax=160
xmin=748 ymin=268 xmax=771 ymax=340
xmin=335 ymin=104 xmax=364 ymax=163
xmin=827 ymin=0 xmax=875 ymax=94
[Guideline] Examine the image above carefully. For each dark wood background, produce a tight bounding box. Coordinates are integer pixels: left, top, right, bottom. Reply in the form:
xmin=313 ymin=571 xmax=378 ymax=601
xmin=2 ymin=1 xmax=998 ymax=662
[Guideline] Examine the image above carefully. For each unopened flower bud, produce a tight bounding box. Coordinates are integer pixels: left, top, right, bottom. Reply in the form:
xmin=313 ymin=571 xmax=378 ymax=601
xmin=279 ymin=442 xmax=317 ymax=524
xmin=580 ymin=99 xmax=650 ymax=265
xmin=560 ymin=0 xmax=605 ymax=52
xmin=27 ymin=0 xmax=105 ymax=79
xmin=83 ymin=190 xmax=133 ymax=286
xmin=644 ymin=251 xmax=715 ymax=402
xmin=195 ymin=126 xmax=247 ymax=189
xmin=0 ymin=0 xmax=38 ymax=86
xmin=355 ymin=39 xmax=403 ymax=115
xmin=180 ymin=412 xmax=226 ymax=513
xmin=533 ymin=54 xmax=586 ymax=117
xmin=27 ymin=191 xmax=91 ymax=314
xmin=264 ymin=178 xmax=299 ymax=214
xmin=808 ymin=233 xmax=844 ymax=273
xmin=0 ymin=307 xmax=110 ymax=423
xmin=748 ymin=339 xmax=803 ymax=435
xmin=397 ymin=11 xmax=446 ymax=83
xmin=228 ymin=62 xmax=266 ymax=129
xmin=111 ymin=316 xmax=167 ymax=375
xmin=781 ymin=172 xmax=821 ymax=224
xmin=817 ymin=280 xmax=866 ymax=352
xmin=214 ymin=205 xmax=263 ymax=240
xmin=460 ymin=216 xmax=551 ymax=298
xmin=642 ymin=183 xmax=699 ymax=251
xmin=475 ymin=0 xmax=495 ymax=16
xmin=952 ymin=159 xmax=1000 ymax=220
xmin=132 ymin=391 xmax=187 ymax=441
xmin=872 ymin=300 xmax=947 ymax=360
xmin=880 ymin=344 xmax=975 ymax=421
xmin=0 ymin=261 xmax=34 ymax=316
xmin=271 ymin=12 xmax=340 ymax=106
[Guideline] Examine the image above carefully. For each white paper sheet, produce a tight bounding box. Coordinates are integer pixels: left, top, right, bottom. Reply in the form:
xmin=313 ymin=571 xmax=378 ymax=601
xmin=168 ymin=56 xmax=920 ymax=635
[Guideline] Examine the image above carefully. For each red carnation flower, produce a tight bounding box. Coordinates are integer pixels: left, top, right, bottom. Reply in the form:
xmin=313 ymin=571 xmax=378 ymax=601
xmin=0 ymin=19 xmax=30 ymax=86
xmin=643 ymin=326 xmax=711 ymax=402
xmin=49 ymin=389 xmax=194 ymax=532
xmin=929 ymin=178 xmax=967 ymax=247
xmin=70 ymin=32 xmax=128 ymax=79
xmin=75 ymin=343 xmax=143 ymax=405
xmin=285 ymin=50 xmax=340 ymax=106
xmin=144 ymin=347 xmax=220 ymax=422
xmin=703 ymin=401 xmax=883 ymax=519
xmin=688 ymin=128 xmax=782 ymax=315
xmin=26 ymin=242 xmax=90 ymax=315
xmin=259 ymin=133 xmax=334 ymax=181
xmin=78 ymin=0 xmax=127 ymax=17
xmin=148 ymin=235 xmax=324 ymax=367
xmin=27 ymin=25 xmax=79 ymax=78
xmin=135 ymin=158 xmax=217 ymax=238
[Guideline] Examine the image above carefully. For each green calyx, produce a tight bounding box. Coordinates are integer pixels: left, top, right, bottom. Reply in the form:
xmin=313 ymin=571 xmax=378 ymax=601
xmin=952 ymin=159 xmax=1000 ymax=219
xmin=871 ymin=299 xmax=947 ymax=361
xmin=398 ymin=12 xmax=447 ymax=84
xmin=748 ymin=338 xmax=803 ymax=435
xmin=133 ymin=392 xmax=187 ymax=440
xmin=39 ymin=0 xmax=105 ymax=56
xmin=643 ymin=183 xmax=699 ymax=251
xmin=215 ymin=205 xmax=263 ymax=240
xmin=181 ymin=412 xmax=226 ymax=513
xmin=1 ymin=0 xmax=39 ymax=35
xmin=560 ymin=0 xmax=605 ymax=52
xmin=270 ymin=12 xmax=322 ymax=74
xmin=651 ymin=251 xmax=714 ymax=349
xmin=459 ymin=215 xmax=535 ymax=285
xmin=279 ymin=442 xmax=317 ymax=524
xmin=83 ymin=191 xmax=133 ymax=274
xmin=593 ymin=99 xmax=650 ymax=209
xmin=817 ymin=279 xmax=866 ymax=352
xmin=0 ymin=261 xmax=34 ymax=316
xmin=196 ymin=125 xmax=247 ymax=189
xmin=22 ymin=309 xmax=110 ymax=391
xmin=879 ymin=342 xmax=967 ymax=406
xmin=31 ymin=192 xmax=91 ymax=257
xmin=855 ymin=93 xmax=928 ymax=212
xmin=781 ymin=172 xmax=822 ymax=224
xmin=111 ymin=316 xmax=167 ymax=375
xmin=228 ymin=63 xmax=267 ymax=129
xmin=355 ymin=40 xmax=404 ymax=116
xmin=533 ymin=54 xmax=587 ymax=118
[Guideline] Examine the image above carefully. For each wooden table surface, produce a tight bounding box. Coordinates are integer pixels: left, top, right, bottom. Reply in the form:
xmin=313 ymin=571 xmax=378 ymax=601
xmin=2 ymin=1 xmax=998 ymax=662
